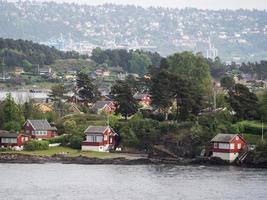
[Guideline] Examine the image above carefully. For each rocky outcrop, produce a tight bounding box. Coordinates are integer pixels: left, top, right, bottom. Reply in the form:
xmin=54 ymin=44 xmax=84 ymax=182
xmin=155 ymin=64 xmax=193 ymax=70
xmin=241 ymin=152 xmax=267 ymax=168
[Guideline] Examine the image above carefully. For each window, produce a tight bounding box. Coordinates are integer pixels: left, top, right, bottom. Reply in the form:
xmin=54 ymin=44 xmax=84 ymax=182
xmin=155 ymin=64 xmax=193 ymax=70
xmin=213 ymin=142 xmax=218 ymax=148
xmin=218 ymin=143 xmax=230 ymax=149
xmin=104 ymin=135 xmax=108 ymax=141
xmin=237 ymin=143 xmax=241 ymax=149
xmin=1 ymin=138 xmax=17 ymax=144
xmin=230 ymin=144 xmax=235 ymax=149
xmin=87 ymin=135 xmax=103 ymax=142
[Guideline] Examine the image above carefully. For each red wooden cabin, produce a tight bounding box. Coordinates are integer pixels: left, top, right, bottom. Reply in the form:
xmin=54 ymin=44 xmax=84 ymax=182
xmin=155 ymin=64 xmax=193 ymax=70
xmin=0 ymin=130 xmax=30 ymax=148
xmin=210 ymin=134 xmax=247 ymax=162
xmin=23 ymin=119 xmax=57 ymax=139
xmin=82 ymin=126 xmax=118 ymax=152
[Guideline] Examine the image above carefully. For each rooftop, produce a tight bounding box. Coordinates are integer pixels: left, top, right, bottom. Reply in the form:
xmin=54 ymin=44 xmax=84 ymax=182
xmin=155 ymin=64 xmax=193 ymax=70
xmin=27 ymin=119 xmax=57 ymax=131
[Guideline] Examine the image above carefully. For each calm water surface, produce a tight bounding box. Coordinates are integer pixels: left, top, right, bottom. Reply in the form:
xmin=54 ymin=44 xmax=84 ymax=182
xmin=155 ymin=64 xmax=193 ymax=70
xmin=0 ymin=164 xmax=267 ymax=200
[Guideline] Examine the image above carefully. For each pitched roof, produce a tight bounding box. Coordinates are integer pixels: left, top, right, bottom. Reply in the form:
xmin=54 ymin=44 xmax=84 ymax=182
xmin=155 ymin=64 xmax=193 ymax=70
xmin=84 ymin=126 xmax=110 ymax=134
xmin=0 ymin=130 xmax=19 ymax=138
xmin=133 ymin=93 xmax=150 ymax=100
xmin=92 ymin=101 xmax=112 ymax=110
xmin=26 ymin=120 xmax=57 ymax=131
xmin=211 ymin=134 xmax=238 ymax=143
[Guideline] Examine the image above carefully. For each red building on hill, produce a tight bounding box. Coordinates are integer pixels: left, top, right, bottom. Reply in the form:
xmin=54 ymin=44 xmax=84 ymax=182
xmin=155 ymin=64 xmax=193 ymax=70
xmin=210 ymin=134 xmax=247 ymax=162
xmin=82 ymin=126 xmax=118 ymax=152
xmin=23 ymin=119 xmax=57 ymax=139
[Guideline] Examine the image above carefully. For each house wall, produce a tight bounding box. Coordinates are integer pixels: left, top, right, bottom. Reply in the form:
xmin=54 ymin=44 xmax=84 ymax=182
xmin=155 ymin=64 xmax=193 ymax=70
xmin=0 ymin=135 xmax=30 ymax=147
xmin=0 ymin=137 xmax=17 ymax=147
xmin=212 ymin=136 xmax=246 ymax=153
xmin=212 ymin=152 xmax=239 ymax=162
xmin=17 ymin=135 xmax=30 ymax=146
xmin=82 ymin=128 xmax=116 ymax=152
xmin=31 ymin=130 xmax=56 ymax=139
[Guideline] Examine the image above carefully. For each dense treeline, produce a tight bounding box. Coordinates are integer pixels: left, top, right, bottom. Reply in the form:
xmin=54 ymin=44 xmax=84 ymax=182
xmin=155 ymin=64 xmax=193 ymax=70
xmin=0 ymin=38 xmax=81 ymax=68
xmin=240 ymin=61 xmax=267 ymax=80
xmin=207 ymin=57 xmax=267 ymax=80
xmin=91 ymin=48 xmax=162 ymax=74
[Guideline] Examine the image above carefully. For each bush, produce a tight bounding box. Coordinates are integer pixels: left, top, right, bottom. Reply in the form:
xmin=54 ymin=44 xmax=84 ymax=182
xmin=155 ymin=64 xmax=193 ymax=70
xmin=48 ymin=135 xmax=70 ymax=145
xmin=69 ymin=135 xmax=83 ymax=149
xmin=237 ymin=121 xmax=267 ymax=135
xmin=24 ymin=140 xmax=49 ymax=151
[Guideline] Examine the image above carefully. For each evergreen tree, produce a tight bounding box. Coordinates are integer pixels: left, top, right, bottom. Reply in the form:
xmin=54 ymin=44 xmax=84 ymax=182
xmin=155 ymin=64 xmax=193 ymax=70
xmin=1 ymin=93 xmax=24 ymax=131
xmin=111 ymin=80 xmax=138 ymax=120
xmin=227 ymin=84 xmax=259 ymax=120
xmin=76 ymin=73 xmax=100 ymax=104
xmin=48 ymin=84 xmax=68 ymax=116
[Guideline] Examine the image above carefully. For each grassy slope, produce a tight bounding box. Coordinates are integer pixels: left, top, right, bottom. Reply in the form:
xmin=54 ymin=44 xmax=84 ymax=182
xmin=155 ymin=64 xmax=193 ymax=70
xmin=0 ymin=146 xmax=117 ymax=158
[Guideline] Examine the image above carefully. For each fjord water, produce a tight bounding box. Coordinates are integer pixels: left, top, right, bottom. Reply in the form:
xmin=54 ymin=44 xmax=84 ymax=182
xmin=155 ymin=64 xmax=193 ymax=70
xmin=0 ymin=164 xmax=266 ymax=200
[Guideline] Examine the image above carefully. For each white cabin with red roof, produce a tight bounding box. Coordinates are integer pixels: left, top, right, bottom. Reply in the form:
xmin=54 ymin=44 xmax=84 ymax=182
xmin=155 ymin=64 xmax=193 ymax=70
xmin=82 ymin=126 xmax=118 ymax=152
xmin=210 ymin=134 xmax=247 ymax=162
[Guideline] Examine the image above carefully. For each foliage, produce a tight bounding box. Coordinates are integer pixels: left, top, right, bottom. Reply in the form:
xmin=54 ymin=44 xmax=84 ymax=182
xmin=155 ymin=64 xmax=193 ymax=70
xmin=69 ymin=135 xmax=83 ymax=149
xmin=167 ymin=52 xmax=211 ymax=93
xmin=76 ymin=73 xmax=100 ymax=104
xmin=48 ymin=84 xmax=69 ymax=115
xmin=48 ymin=135 xmax=70 ymax=145
xmin=150 ymin=69 xmax=173 ymax=118
xmin=240 ymin=61 xmax=267 ymax=80
xmin=24 ymin=140 xmax=49 ymax=151
xmin=220 ymin=76 xmax=235 ymax=90
xmin=259 ymin=90 xmax=267 ymax=122
xmin=150 ymin=53 xmax=210 ymax=121
xmin=111 ymin=80 xmax=138 ymax=120
xmin=0 ymin=93 xmax=24 ymax=131
xmin=235 ymin=120 xmax=267 ymax=135
xmin=226 ymin=84 xmax=259 ymax=120
xmin=91 ymin=48 xmax=161 ymax=74
xmin=0 ymin=38 xmax=80 ymax=68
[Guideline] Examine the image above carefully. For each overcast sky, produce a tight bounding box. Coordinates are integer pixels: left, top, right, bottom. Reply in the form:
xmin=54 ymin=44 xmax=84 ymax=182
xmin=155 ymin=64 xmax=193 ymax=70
xmin=37 ymin=0 xmax=267 ymax=10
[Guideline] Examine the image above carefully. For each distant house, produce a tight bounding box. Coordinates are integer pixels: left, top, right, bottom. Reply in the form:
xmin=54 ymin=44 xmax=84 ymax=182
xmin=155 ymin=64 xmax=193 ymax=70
xmin=67 ymin=94 xmax=87 ymax=106
xmin=23 ymin=119 xmax=57 ymax=139
xmin=95 ymin=69 xmax=110 ymax=77
xmin=34 ymin=103 xmax=53 ymax=113
xmin=15 ymin=67 xmax=24 ymax=75
xmin=210 ymin=134 xmax=247 ymax=162
xmin=39 ymin=67 xmax=52 ymax=76
xmin=82 ymin=126 xmax=118 ymax=152
xmin=98 ymin=86 xmax=111 ymax=96
xmin=68 ymin=104 xmax=83 ymax=114
xmin=134 ymin=93 xmax=151 ymax=106
xmin=92 ymin=100 xmax=115 ymax=114
xmin=0 ymin=130 xmax=30 ymax=148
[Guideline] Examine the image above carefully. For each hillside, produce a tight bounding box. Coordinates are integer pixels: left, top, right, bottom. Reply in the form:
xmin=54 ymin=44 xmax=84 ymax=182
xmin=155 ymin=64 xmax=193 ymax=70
xmin=0 ymin=38 xmax=80 ymax=68
xmin=1 ymin=1 xmax=267 ymax=61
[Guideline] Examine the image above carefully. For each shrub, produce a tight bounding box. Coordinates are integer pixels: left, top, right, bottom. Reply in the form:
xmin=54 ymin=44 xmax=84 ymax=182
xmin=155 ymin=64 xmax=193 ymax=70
xmin=238 ymin=121 xmax=267 ymax=135
xmin=24 ymin=140 xmax=49 ymax=151
xmin=69 ymin=135 xmax=83 ymax=149
xmin=48 ymin=135 xmax=70 ymax=145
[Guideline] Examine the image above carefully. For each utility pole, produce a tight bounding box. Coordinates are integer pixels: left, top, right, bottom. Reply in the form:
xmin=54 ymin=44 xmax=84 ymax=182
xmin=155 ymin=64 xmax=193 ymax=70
xmin=213 ymin=82 xmax=217 ymax=111
xmin=262 ymin=116 xmax=264 ymax=142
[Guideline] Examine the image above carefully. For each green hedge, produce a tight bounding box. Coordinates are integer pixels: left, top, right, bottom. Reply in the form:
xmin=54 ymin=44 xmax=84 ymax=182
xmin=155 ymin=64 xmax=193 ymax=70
xmin=47 ymin=135 xmax=70 ymax=145
xmin=24 ymin=141 xmax=49 ymax=151
xmin=236 ymin=121 xmax=267 ymax=135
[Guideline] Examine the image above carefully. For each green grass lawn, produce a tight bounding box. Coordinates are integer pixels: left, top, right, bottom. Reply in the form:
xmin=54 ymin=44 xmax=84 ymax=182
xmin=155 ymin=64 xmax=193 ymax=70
xmin=0 ymin=146 xmax=119 ymax=158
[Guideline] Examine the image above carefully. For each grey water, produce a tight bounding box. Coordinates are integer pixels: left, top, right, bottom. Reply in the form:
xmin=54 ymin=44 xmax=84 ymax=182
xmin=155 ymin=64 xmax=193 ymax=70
xmin=0 ymin=164 xmax=267 ymax=200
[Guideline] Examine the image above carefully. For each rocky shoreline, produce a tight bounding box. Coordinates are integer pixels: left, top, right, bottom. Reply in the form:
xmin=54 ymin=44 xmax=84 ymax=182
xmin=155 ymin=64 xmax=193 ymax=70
xmin=0 ymin=153 xmax=266 ymax=168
